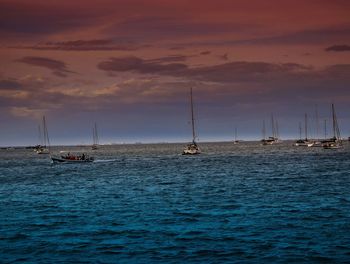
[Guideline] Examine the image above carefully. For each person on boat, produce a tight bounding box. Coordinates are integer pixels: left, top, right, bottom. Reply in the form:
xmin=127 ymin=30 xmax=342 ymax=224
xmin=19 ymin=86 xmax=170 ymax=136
xmin=82 ymin=153 xmax=85 ymax=160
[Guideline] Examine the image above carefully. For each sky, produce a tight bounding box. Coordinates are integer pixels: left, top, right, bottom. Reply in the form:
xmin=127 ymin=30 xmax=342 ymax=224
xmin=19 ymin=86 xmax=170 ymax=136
xmin=0 ymin=0 xmax=350 ymax=146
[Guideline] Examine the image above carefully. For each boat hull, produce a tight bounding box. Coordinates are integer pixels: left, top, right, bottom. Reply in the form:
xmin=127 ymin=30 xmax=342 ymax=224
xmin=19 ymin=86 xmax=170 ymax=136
xmin=294 ymin=141 xmax=314 ymax=147
xmin=182 ymin=142 xmax=200 ymax=155
xmin=51 ymin=157 xmax=94 ymax=163
xmin=182 ymin=150 xmax=200 ymax=155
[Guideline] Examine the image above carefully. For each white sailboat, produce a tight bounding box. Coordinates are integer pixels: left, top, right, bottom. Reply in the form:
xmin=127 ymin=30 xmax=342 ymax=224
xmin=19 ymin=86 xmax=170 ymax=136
xmin=312 ymin=104 xmax=323 ymax=147
xmin=261 ymin=114 xmax=279 ymax=145
xmin=322 ymin=103 xmax=342 ymax=149
xmin=36 ymin=116 xmax=50 ymax=154
xmin=92 ymin=122 xmax=99 ymax=150
xmin=295 ymin=113 xmax=314 ymax=147
xmin=233 ymin=127 xmax=239 ymax=144
xmin=183 ymin=87 xmax=200 ymax=155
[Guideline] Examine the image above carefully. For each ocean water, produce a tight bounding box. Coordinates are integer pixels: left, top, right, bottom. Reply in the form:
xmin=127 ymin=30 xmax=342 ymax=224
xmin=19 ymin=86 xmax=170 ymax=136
xmin=1 ymin=141 xmax=350 ymax=263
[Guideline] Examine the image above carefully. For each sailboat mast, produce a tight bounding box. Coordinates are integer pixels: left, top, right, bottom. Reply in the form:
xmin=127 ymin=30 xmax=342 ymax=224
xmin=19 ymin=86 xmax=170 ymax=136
xmin=38 ymin=124 xmax=43 ymax=145
xmin=95 ymin=123 xmax=100 ymax=145
xmin=190 ymin=87 xmax=196 ymax=142
xmin=95 ymin=122 xmax=99 ymax=145
xmin=324 ymin=119 xmax=327 ymax=139
xmin=332 ymin=104 xmax=337 ymax=139
xmin=262 ymin=120 xmax=266 ymax=140
xmin=42 ymin=115 xmax=50 ymax=152
xmin=42 ymin=116 xmax=47 ymax=147
xmin=234 ymin=127 xmax=237 ymax=141
xmin=271 ymin=114 xmax=275 ymax=138
xmin=332 ymin=103 xmax=341 ymax=140
xmin=299 ymin=121 xmax=302 ymax=140
xmin=305 ymin=113 xmax=308 ymax=140
xmin=315 ymin=104 xmax=319 ymax=140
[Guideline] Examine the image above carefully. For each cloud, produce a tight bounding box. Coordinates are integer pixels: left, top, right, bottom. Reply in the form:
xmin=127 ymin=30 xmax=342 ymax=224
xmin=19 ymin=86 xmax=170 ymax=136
xmin=97 ymin=56 xmax=187 ymax=74
xmin=147 ymin=55 xmax=191 ymax=63
xmin=10 ymin=39 xmax=150 ymax=51
xmin=200 ymin=51 xmax=211 ymax=55
xmin=16 ymin=56 xmax=75 ymax=77
xmin=0 ymin=1 xmax=97 ymax=36
xmin=0 ymin=79 xmax=22 ymax=90
xmin=9 ymin=106 xmax=44 ymax=119
xmin=97 ymin=55 xmax=313 ymax=83
xmin=325 ymin=44 xmax=350 ymax=52
xmin=218 ymin=53 xmax=229 ymax=61
xmin=179 ymin=25 xmax=350 ymax=47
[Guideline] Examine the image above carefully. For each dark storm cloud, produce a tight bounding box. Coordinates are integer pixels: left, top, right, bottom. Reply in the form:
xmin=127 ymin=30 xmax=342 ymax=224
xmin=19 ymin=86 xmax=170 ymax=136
xmin=325 ymin=44 xmax=350 ymax=52
xmin=16 ymin=57 xmax=75 ymax=77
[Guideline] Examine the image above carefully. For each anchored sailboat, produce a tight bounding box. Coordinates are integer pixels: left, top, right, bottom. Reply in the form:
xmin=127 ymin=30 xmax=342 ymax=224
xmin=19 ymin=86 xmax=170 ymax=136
xmin=233 ymin=127 xmax=239 ymax=144
xmin=261 ymin=114 xmax=279 ymax=145
xmin=35 ymin=116 xmax=50 ymax=154
xmin=322 ymin=103 xmax=342 ymax=149
xmin=312 ymin=105 xmax=323 ymax=147
xmin=92 ymin=122 xmax=99 ymax=150
xmin=183 ymin=87 xmax=200 ymax=155
xmin=295 ymin=113 xmax=314 ymax=147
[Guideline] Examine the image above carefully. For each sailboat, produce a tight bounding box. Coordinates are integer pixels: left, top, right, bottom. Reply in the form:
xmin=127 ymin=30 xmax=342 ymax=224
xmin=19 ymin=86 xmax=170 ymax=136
xmin=233 ymin=127 xmax=239 ymax=144
xmin=295 ymin=113 xmax=314 ymax=147
xmin=36 ymin=116 xmax=50 ymax=154
xmin=322 ymin=103 xmax=342 ymax=149
xmin=92 ymin=122 xmax=99 ymax=150
xmin=312 ymin=105 xmax=323 ymax=147
xmin=33 ymin=124 xmax=43 ymax=152
xmin=183 ymin=87 xmax=200 ymax=155
xmin=261 ymin=114 xmax=279 ymax=145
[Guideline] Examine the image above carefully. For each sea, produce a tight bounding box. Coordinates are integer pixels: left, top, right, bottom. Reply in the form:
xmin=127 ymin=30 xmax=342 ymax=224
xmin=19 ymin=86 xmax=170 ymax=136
xmin=1 ymin=141 xmax=350 ymax=263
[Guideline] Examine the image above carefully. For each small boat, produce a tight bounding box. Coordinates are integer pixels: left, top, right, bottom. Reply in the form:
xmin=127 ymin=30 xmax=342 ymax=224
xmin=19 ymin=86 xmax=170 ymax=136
xmin=262 ymin=136 xmax=278 ymax=145
xmin=311 ymin=141 xmax=323 ymax=147
xmin=294 ymin=114 xmax=314 ymax=147
xmin=233 ymin=127 xmax=239 ymax=144
xmin=35 ymin=117 xmax=50 ymax=154
xmin=295 ymin=140 xmax=314 ymax=147
xmin=183 ymin=141 xmax=200 ymax=155
xmin=92 ymin=122 xmax=99 ymax=150
xmin=52 ymin=153 xmax=94 ymax=163
xmin=183 ymin=87 xmax=200 ymax=155
xmin=261 ymin=115 xmax=279 ymax=145
xmin=322 ymin=104 xmax=342 ymax=149
xmin=323 ymin=141 xmax=342 ymax=149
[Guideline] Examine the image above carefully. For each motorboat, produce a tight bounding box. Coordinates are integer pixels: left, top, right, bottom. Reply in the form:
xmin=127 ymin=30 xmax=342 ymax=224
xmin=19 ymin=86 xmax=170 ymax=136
xmin=52 ymin=153 xmax=94 ymax=163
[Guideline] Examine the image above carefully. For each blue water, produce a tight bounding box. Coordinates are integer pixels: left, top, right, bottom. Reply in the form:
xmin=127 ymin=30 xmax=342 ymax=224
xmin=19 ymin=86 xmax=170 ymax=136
xmin=1 ymin=142 xmax=350 ymax=263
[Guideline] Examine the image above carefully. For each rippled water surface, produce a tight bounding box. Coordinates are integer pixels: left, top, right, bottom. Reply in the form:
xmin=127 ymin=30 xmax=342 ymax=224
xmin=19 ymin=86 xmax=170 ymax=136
xmin=1 ymin=142 xmax=350 ymax=263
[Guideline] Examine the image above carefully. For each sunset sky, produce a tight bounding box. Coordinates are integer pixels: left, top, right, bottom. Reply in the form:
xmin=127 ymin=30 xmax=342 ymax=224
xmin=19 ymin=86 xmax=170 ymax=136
xmin=0 ymin=0 xmax=350 ymax=146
